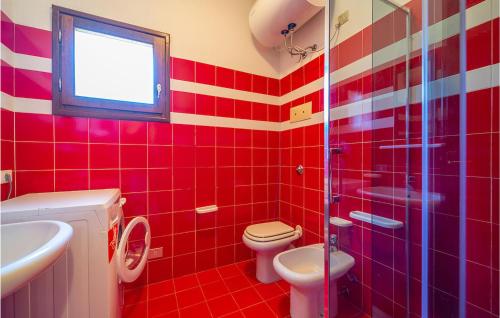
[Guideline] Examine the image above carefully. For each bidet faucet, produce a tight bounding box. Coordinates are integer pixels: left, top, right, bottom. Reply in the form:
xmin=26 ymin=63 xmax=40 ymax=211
xmin=328 ymin=234 xmax=338 ymax=252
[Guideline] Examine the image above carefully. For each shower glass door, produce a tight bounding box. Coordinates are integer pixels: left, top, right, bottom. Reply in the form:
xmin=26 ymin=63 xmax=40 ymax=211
xmin=323 ymin=0 xmax=405 ymax=316
xmin=368 ymin=0 xmax=472 ymax=317
xmin=325 ymin=0 xmax=496 ymax=317
xmin=420 ymin=0 xmax=485 ymax=317
xmin=324 ymin=0 xmax=413 ymax=316
xmin=369 ymin=0 xmax=412 ymax=317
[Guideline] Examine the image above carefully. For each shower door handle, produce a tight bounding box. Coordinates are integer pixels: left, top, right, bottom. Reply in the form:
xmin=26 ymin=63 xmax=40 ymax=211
xmin=329 ymin=147 xmax=342 ymax=204
xmin=328 ymin=157 xmax=332 ymax=200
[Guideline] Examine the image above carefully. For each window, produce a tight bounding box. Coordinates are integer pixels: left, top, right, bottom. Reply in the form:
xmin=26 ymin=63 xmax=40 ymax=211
xmin=52 ymin=6 xmax=170 ymax=121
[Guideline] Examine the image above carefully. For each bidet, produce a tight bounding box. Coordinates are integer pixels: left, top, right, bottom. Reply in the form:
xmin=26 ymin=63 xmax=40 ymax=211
xmin=273 ymin=243 xmax=354 ymax=318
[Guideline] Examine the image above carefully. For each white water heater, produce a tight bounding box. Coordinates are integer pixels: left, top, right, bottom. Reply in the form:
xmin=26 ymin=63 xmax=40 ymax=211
xmin=249 ymin=0 xmax=325 ymax=48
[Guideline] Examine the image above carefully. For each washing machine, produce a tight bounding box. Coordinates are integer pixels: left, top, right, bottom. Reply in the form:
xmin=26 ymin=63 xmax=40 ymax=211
xmin=0 ymin=188 xmax=151 ymax=317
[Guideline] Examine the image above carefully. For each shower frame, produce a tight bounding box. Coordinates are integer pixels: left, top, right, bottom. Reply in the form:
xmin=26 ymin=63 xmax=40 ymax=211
xmin=323 ymin=0 xmax=412 ymax=317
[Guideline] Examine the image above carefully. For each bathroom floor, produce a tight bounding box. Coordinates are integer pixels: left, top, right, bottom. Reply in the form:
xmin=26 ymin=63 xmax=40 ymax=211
xmin=123 ymin=260 xmax=367 ymax=318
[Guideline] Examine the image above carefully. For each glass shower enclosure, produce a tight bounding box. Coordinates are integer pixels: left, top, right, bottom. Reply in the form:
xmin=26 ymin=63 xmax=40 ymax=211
xmin=323 ymin=0 xmax=495 ymax=317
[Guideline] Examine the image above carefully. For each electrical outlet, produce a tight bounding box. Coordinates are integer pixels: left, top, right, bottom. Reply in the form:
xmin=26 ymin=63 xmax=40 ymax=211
xmin=337 ymin=10 xmax=349 ymax=26
xmin=290 ymin=102 xmax=312 ymax=123
xmin=148 ymin=247 xmax=163 ymax=260
xmin=1 ymin=170 xmax=13 ymax=184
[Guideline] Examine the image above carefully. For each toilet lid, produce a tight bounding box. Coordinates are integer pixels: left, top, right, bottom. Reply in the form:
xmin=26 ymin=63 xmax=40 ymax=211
xmin=245 ymin=221 xmax=294 ymax=239
xmin=244 ymin=230 xmax=296 ymax=242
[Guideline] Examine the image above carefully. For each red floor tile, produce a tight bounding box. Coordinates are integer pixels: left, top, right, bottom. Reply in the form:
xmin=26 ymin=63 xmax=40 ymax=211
xmin=173 ymin=274 xmax=199 ymax=291
xmin=179 ymin=302 xmax=211 ymax=318
xmin=232 ymin=287 xmax=263 ymax=309
xmin=202 ymin=280 xmax=230 ymax=300
xmin=207 ymin=294 xmax=239 ymax=317
xmin=149 ymin=280 xmax=175 ymax=299
xmin=241 ymin=302 xmax=275 ymax=317
xmin=154 ymin=310 xmax=180 ymax=318
xmin=197 ymin=268 xmax=222 ymax=285
xmin=245 ymin=274 xmax=262 ymax=286
xmin=221 ymin=311 xmax=245 ymax=318
xmin=218 ymin=264 xmax=242 ymax=278
xmin=254 ymin=282 xmax=284 ymax=299
xmin=236 ymin=260 xmax=256 ymax=275
xmin=224 ymin=275 xmax=252 ymax=292
xmin=148 ymin=294 xmax=177 ymax=317
xmin=267 ymin=294 xmax=290 ymax=317
xmin=122 ymin=259 xmax=369 ymax=318
xmin=176 ymin=287 xmax=205 ymax=308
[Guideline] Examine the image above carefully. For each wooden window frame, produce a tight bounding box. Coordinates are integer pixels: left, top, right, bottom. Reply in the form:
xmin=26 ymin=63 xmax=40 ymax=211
xmin=52 ymin=6 xmax=170 ymax=122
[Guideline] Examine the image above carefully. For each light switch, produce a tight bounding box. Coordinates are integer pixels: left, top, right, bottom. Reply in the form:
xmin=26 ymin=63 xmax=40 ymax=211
xmin=290 ymin=102 xmax=312 ymax=123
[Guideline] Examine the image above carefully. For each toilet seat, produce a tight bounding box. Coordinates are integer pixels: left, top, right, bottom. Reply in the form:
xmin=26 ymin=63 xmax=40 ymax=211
xmin=244 ymin=221 xmax=295 ymax=242
xmin=244 ymin=230 xmax=295 ymax=242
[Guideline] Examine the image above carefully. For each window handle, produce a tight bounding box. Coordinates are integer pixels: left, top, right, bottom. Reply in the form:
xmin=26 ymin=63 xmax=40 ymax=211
xmin=156 ymin=84 xmax=162 ymax=99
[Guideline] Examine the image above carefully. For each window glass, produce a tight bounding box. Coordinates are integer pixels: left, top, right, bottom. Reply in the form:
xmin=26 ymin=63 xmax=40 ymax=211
xmin=74 ymin=28 xmax=154 ymax=104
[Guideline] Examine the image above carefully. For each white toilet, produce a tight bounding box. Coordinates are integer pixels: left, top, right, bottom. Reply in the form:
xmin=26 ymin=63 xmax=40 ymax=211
xmin=242 ymin=221 xmax=302 ymax=283
xmin=273 ymin=243 xmax=355 ymax=318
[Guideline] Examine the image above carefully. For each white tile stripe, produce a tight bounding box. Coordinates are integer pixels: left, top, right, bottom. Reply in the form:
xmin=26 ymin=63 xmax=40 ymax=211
xmin=1 ymin=1 xmax=493 ymax=109
xmin=1 ymin=44 xmax=14 ymax=68
xmin=0 ymin=92 xmax=53 ymax=114
xmin=170 ymin=112 xmax=281 ymax=131
xmin=170 ymin=79 xmax=281 ymax=105
xmin=3 ymin=64 xmax=497 ymax=132
xmin=0 ymin=92 xmax=15 ymax=112
xmin=337 ymin=116 xmax=395 ymax=135
xmin=1 ymin=44 xmax=52 ymax=73
xmin=280 ymin=63 xmax=499 ymax=130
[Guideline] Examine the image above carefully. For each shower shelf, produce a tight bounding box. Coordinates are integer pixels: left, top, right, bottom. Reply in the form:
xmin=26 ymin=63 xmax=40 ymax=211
xmin=349 ymin=211 xmax=403 ymax=229
xmin=329 ymin=217 xmax=353 ymax=227
xmin=378 ymin=143 xmax=443 ymax=149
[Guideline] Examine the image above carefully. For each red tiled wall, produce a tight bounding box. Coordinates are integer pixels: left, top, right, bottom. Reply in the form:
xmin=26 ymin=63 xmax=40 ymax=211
xmin=278 ymin=123 xmax=324 ymax=245
xmin=278 ymin=53 xmax=325 ymax=247
xmin=0 ymin=11 xmax=282 ymax=289
xmin=10 ymin=113 xmax=280 ymax=283
xmin=1 ymin=12 xmax=15 ymax=201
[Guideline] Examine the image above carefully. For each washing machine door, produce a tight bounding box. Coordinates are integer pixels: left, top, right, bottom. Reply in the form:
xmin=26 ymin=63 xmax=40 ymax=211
xmin=116 ymin=216 xmax=151 ymax=283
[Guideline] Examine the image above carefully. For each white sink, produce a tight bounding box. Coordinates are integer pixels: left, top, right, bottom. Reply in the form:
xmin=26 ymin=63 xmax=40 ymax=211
xmin=273 ymin=244 xmax=354 ymax=317
xmin=1 ymin=220 xmax=73 ymax=297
